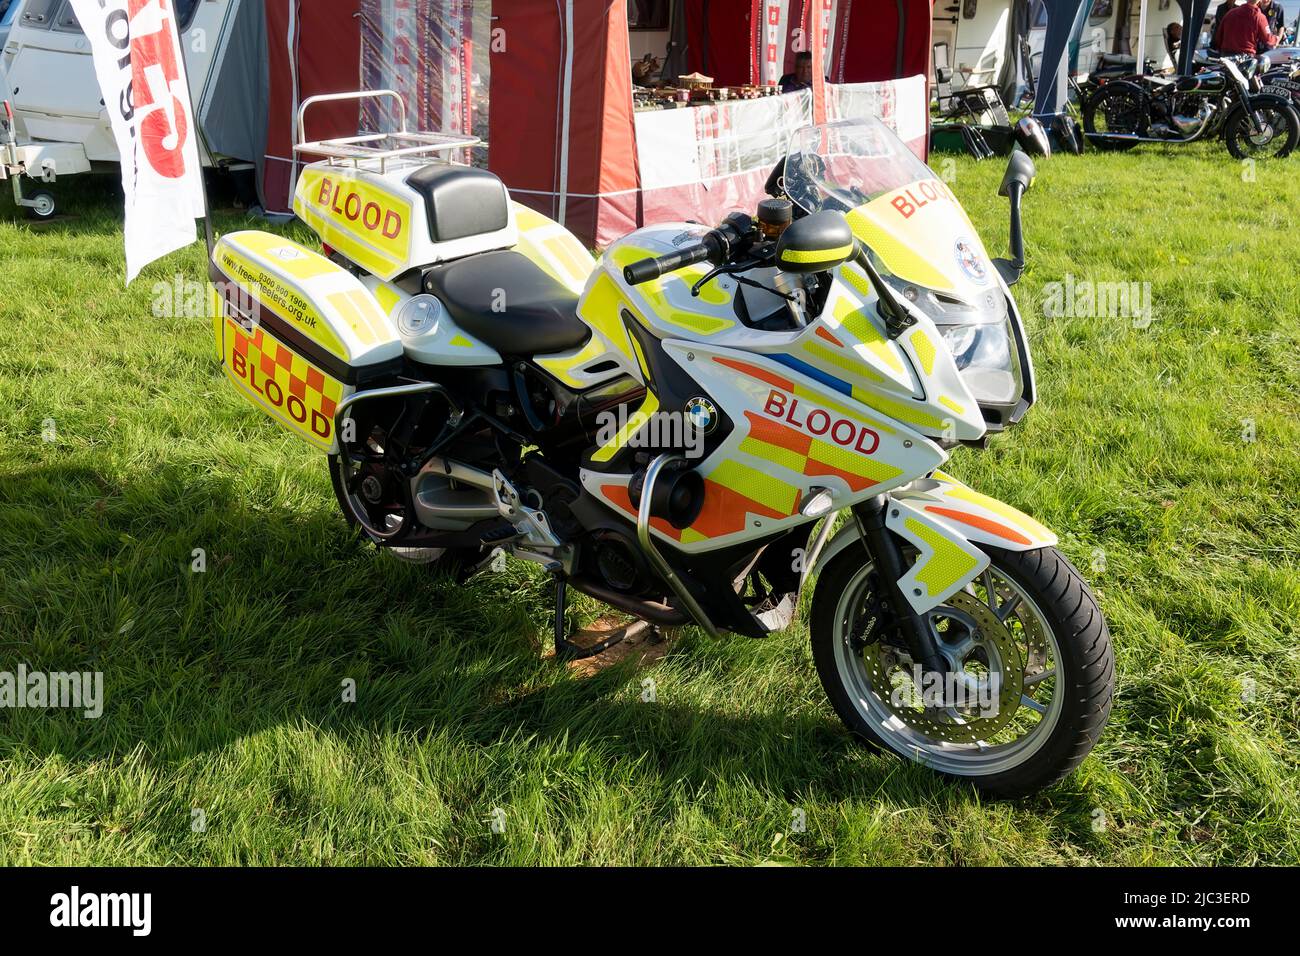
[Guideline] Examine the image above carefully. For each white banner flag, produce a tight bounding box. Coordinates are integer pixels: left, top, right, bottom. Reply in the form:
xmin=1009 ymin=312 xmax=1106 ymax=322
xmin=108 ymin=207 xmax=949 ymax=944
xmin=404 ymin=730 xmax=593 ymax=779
xmin=70 ymin=0 xmax=205 ymax=283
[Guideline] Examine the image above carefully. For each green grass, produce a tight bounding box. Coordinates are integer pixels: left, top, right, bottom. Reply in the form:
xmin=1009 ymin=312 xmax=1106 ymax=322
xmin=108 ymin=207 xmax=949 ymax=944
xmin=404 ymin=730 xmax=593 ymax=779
xmin=1 ymin=143 xmax=1298 ymax=865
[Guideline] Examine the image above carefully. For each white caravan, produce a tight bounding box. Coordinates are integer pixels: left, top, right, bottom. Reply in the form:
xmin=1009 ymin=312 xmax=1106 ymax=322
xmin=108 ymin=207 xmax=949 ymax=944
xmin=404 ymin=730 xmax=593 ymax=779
xmin=0 ymin=0 xmax=245 ymax=219
xmin=931 ymin=0 xmax=1200 ymax=97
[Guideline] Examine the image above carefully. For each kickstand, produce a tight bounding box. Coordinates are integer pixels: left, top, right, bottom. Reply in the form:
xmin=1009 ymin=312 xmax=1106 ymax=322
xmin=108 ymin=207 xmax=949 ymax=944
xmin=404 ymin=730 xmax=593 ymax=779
xmin=552 ymin=576 xmax=652 ymax=660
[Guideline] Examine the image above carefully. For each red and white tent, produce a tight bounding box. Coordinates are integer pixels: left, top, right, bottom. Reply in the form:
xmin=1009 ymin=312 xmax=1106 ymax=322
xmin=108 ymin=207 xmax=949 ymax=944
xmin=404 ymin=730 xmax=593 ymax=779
xmin=252 ymin=0 xmax=934 ymax=248
xmin=260 ymin=1 xmax=365 ymax=219
xmin=684 ymin=1 xmax=933 ymax=90
xmin=485 ymin=2 xmax=642 ymax=251
xmin=486 ymin=0 xmax=934 ymax=247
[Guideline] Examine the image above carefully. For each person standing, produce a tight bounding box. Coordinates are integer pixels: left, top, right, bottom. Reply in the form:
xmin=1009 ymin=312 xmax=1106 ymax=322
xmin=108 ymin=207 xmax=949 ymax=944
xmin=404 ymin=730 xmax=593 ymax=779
xmin=1214 ymin=0 xmax=1278 ymax=55
xmin=1256 ymin=0 xmax=1287 ymax=38
xmin=1212 ymin=0 xmax=1245 ymax=46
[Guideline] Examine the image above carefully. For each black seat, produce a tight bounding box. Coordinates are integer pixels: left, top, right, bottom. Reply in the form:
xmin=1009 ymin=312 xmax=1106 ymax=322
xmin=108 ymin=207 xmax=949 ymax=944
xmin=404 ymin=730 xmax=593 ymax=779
xmin=405 ymin=165 xmax=510 ymax=242
xmin=423 ymin=250 xmax=591 ymax=356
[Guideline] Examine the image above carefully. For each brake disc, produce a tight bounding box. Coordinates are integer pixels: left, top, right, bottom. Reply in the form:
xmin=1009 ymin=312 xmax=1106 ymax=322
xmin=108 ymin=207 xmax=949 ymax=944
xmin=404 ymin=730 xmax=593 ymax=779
xmin=862 ymin=591 xmax=1025 ymax=745
xmin=1019 ymin=606 xmax=1051 ymax=700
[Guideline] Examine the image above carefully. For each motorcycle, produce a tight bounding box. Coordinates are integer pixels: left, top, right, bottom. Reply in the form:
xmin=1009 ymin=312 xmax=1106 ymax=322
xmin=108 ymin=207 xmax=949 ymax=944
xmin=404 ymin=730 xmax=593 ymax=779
xmin=209 ymin=91 xmax=1114 ymax=797
xmin=1261 ymin=60 xmax=1300 ymax=112
xmin=1082 ymin=53 xmax=1299 ymax=158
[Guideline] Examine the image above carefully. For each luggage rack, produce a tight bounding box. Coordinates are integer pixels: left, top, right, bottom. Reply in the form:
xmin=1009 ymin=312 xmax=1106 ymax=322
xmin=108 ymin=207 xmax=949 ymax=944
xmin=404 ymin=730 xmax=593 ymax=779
xmin=293 ymin=90 xmax=480 ymax=173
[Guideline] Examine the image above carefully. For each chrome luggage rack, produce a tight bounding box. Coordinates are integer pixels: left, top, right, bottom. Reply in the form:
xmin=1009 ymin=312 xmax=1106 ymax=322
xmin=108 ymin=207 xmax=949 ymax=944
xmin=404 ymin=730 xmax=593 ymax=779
xmin=293 ymin=90 xmax=480 ymax=173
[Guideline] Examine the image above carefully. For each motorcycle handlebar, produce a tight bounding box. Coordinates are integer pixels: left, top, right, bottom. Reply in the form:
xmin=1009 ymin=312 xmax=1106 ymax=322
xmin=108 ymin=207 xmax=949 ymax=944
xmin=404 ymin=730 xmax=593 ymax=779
xmin=623 ymin=242 xmax=713 ymax=285
xmin=622 ymin=215 xmax=754 ymax=286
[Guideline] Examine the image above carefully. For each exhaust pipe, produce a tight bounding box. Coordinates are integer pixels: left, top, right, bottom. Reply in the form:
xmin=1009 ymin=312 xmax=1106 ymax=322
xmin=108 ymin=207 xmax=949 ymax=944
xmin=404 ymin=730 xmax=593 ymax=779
xmin=567 ymin=576 xmax=689 ymax=627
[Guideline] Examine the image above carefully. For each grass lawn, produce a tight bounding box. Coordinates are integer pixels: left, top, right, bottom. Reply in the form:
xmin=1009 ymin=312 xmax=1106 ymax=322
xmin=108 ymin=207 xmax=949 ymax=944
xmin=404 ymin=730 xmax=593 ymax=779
xmin=0 ymin=142 xmax=1297 ymax=866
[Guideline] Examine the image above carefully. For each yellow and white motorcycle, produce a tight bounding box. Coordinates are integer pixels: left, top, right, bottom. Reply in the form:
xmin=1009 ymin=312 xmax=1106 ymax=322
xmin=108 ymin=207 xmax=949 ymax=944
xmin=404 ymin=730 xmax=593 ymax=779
xmin=210 ymin=93 xmax=1112 ymax=797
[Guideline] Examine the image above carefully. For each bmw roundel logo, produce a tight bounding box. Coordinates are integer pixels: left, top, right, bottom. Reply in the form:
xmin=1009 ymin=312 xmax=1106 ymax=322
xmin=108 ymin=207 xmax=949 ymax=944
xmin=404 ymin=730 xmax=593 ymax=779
xmin=685 ymin=396 xmax=718 ymax=434
xmin=954 ymin=236 xmax=989 ymax=286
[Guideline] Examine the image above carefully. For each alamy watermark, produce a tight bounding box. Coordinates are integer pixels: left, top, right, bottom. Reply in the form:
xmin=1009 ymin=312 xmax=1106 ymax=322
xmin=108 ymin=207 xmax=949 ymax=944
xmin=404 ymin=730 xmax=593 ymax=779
xmin=594 ymin=407 xmax=707 ymax=458
xmin=152 ymin=275 xmax=260 ymax=322
xmin=50 ymin=886 xmax=150 ymax=936
xmin=890 ymin=665 xmax=1001 ymax=717
xmin=0 ymin=665 xmax=103 ymax=718
xmin=1041 ymin=273 xmax=1154 ymax=328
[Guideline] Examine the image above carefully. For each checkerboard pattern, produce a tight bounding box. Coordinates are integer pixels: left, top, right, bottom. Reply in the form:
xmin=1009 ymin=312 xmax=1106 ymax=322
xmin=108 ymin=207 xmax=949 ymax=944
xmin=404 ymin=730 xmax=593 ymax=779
xmin=226 ymin=319 xmax=344 ymax=450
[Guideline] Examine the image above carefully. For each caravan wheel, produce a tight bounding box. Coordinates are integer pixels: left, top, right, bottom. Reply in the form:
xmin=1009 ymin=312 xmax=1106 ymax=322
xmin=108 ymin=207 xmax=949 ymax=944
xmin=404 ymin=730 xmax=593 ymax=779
xmin=25 ymin=190 xmax=56 ymax=220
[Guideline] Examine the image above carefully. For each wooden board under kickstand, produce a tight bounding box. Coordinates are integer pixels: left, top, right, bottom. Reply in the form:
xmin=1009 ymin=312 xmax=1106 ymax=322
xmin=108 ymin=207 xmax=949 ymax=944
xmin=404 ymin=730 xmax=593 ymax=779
xmin=553 ymin=616 xmax=676 ymax=677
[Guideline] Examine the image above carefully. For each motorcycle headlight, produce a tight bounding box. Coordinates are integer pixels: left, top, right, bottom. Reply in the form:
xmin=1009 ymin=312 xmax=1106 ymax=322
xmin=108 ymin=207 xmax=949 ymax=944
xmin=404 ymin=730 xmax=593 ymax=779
xmin=937 ymin=319 xmax=1023 ymax=410
xmin=897 ymin=283 xmax=1032 ymax=428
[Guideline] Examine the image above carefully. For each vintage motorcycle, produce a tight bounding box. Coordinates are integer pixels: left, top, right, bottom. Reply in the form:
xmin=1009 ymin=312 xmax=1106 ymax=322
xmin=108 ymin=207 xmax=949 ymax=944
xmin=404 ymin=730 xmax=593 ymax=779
xmin=209 ymin=92 xmax=1113 ymax=797
xmin=1261 ymin=59 xmax=1300 ymax=111
xmin=1083 ymin=53 xmax=1299 ymax=158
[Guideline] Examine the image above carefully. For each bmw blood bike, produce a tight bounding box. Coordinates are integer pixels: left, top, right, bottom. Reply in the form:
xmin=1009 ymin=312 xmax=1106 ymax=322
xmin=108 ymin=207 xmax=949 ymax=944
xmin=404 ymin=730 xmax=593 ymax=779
xmin=210 ymin=92 xmax=1113 ymax=797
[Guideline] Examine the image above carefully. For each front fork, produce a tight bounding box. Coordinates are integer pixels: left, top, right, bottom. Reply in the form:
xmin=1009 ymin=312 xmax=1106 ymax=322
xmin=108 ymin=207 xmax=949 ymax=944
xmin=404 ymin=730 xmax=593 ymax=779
xmin=851 ymin=495 xmax=949 ymax=677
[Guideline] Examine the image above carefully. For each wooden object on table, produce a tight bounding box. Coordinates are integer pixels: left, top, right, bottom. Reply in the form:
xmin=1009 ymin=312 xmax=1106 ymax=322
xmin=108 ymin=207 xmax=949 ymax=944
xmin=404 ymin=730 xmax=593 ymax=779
xmin=678 ymin=71 xmax=714 ymax=90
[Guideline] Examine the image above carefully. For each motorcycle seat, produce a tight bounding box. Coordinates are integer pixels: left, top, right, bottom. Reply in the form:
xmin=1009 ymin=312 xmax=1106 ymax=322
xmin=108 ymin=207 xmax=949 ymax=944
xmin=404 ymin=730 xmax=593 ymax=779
xmin=405 ymin=164 xmax=511 ymax=242
xmin=422 ymin=250 xmax=591 ymax=356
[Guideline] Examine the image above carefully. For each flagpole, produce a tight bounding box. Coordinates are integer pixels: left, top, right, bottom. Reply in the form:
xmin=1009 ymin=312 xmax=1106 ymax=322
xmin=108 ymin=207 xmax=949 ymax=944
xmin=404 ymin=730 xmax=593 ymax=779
xmin=174 ymin=6 xmax=215 ymax=263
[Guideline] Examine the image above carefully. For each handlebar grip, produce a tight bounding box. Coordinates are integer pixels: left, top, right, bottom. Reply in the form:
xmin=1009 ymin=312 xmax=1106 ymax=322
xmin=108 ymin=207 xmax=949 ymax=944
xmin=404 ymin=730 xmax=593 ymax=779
xmin=623 ymin=242 xmax=711 ymax=285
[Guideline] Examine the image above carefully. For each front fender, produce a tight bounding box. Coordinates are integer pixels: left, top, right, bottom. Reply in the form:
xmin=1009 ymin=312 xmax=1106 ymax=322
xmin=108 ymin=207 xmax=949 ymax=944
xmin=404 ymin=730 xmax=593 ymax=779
xmin=898 ymin=470 xmax=1058 ymax=551
xmin=811 ymin=471 xmax=1057 ymax=614
xmin=1240 ymin=92 xmax=1296 ymax=114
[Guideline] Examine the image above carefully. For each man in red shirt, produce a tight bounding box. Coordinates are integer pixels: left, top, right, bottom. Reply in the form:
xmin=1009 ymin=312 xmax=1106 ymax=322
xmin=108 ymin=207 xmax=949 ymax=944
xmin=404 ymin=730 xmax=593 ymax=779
xmin=1214 ymin=0 xmax=1279 ymax=56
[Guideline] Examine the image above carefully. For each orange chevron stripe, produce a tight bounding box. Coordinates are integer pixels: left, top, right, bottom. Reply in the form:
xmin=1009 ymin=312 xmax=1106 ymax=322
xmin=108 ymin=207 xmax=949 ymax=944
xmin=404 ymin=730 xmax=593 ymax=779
xmin=743 ymin=411 xmax=882 ymax=492
xmin=690 ymin=478 xmax=790 ymax=537
xmin=744 ymin=410 xmax=812 ymax=454
xmin=713 ymin=356 xmax=794 ymax=391
xmin=600 ymin=483 xmax=684 ymax=540
xmin=600 ymin=475 xmax=792 ymax=542
xmin=925 ymin=505 xmax=1032 ymax=546
xmin=805 ymin=458 xmax=877 ymax=493
xmin=815 ymin=325 xmax=845 ymax=348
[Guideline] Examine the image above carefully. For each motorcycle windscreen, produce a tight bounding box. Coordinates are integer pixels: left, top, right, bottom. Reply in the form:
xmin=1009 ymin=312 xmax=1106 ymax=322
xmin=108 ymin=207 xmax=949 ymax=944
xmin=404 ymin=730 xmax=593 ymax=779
xmin=845 ymin=178 xmax=998 ymax=300
xmin=782 ymin=120 xmax=997 ymax=300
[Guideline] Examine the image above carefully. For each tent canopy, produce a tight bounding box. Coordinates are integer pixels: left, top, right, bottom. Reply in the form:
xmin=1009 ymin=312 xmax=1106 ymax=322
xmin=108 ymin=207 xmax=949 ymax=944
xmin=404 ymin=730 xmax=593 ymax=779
xmin=1175 ymin=0 xmax=1216 ymax=75
xmin=220 ymin=0 xmax=935 ymax=245
xmin=1033 ymin=0 xmax=1095 ymax=115
xmin=1031 ymin=0 xmax=1216 ymax=115
xmin=680 ymin=0 xmax=933 ymax=88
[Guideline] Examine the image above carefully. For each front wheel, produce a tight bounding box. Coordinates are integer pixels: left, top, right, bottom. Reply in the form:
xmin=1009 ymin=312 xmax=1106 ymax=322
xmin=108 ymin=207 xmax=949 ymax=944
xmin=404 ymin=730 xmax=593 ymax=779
xmin=1224 ymin=101 xmax=1300 ymax=159
xmin=810 ymin=543 xmax=1114 ymax=798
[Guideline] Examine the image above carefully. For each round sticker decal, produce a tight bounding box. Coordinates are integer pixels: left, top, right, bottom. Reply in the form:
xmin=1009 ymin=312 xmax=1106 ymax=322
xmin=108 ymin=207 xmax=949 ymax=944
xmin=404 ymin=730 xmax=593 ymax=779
xmin=953 ymin=236 xmax=989 ymax=286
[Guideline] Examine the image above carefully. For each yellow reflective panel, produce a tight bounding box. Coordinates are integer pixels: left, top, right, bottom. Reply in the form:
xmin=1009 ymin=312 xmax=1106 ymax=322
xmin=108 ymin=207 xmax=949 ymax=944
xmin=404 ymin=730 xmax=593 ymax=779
xmin=909 ymin=328 xmax=936 ymax=375
xmin=294 ymin=169 xmax=413 ymax=277
xmin=906 ymin=517 xmax=980 ymax=597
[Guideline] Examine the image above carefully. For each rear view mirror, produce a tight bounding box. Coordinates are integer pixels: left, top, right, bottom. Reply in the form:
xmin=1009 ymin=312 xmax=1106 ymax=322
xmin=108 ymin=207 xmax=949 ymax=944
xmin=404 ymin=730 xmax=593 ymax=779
xmin=998 ymin=150 xmax=1036 ymax=198
xmin=776 ymin=210 xmax=855 ymax=274
xmin=993 ymin=152 xmax=1035 ymax=286
xmin=1013 ymin=116 xmax=1052 ymax=157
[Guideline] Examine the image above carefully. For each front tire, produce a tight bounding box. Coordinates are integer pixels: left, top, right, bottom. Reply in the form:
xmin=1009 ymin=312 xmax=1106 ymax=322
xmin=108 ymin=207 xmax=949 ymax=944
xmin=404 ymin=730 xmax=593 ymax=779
xmin=810 ymin=542 xmax=1114 ymax=798
xmin=1224 ymin=101 xmax=1299 ymax=159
